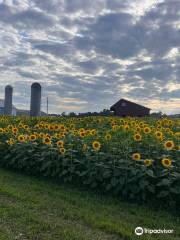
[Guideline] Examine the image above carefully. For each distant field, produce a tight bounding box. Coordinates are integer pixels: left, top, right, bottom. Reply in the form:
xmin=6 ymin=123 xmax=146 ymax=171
xmin=0 ymin=168 xmax=180 ymax=240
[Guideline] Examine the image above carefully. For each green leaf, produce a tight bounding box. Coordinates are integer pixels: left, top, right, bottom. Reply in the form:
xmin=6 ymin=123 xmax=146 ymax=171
xmin=147 ymin=185 xmax=155 ymax=193
xmin=157 ymin=178 xmax=171 ymax=187
xmin=106 ymin=184 xmax=112 ymax=191
xmin=170 ymin=187 xmax=180 ymax=194
xmin=157 ymin=190 xmax=169 ymax=198
xmin=139 ymin=180 xmax=149 ymax=189
xmin=146 ymin=170 xmax=155 ymax=178
xmin=110 ymin=178 xmax=119 ymax=187
xmin=103 ymin=170 xmax=111 ymax=179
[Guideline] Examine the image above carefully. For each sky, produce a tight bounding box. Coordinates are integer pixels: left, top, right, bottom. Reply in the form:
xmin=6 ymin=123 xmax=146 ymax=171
xmin=0 ymin=0 xmax=179 ymax=114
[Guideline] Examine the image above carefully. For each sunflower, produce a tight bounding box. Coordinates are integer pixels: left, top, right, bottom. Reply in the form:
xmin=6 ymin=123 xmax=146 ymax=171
xmin=46 ymin=133 xmax=51 ymax=138
xmin=79 ymin=131 xmax=86 ymax=138
xmin=92 ymin=141 xmax=101 ymax=151
xmin=165 ymin=128 xmax=171 ymax=133
xmin=54 ymin=133 xmax=59 ymax=138
xmin=155 ymin=131 xmax=164 ymax=141
xmin=6 ymin=138 xmax=15 ymax=145
xmin=105 ymin=133 xmax=112 ymax=141
xmin=79 ymin=128 xmax=85 ymax=133
xmin=164 ymin=140 xmax=174 ymax=150
xmin=59 ymin=125 xmax=65 ymax=131
xmin=39 ymin=132 xmax=45 ymax=138
xmin=18 ymin=123 xmax=23 ymax=128
xmin=168 ymin=120 xmax=173 ymax=126
xmin=161 ymin=158 xmax=172 ymax=168
xmin=157 ymin=135 xmax=163 ymax=141
xmin=61 ymin=133 xmax=65 ymax=138
xmin=59 ymin=147 xmax=66 ymax=154
xmin=54 ymin=124 xmax=59 ymax=131
xmin=70 ymin=130 xmax=76 ymax=136
xmin=131 ymin=121 xmax=136 ymax=126
xmin=38 ymin=123 xmax=43 ymax=129
xmin=43 ymin=137 xmax=51 ymax=145
xmin=135 ymin=126 xmax=141 ymax=132
xmin=86 ymin=130 xmax=91 ymax=135
xmin=0 ymin=128 xmax=4 ymax=134
xmin=144 ymin=159 xmax=153 ymax=166
xmin=112 ymin=125 xmax=118 ymax=131
xmin=90 ymin=129 xmax=97 ymax=135
xmin=4 ymin=128 xmax=8 ymax=133
xmin=70 ymin=124 xmax=75 ymax=129
xmin=29 ymin=134 xmax=37 ymax=141
xmin=12 ymin=127 xmax=18 ymax=134
xmin=133 ymin=133 xmax=142 ymax=141
xmin=56 ymin=140 xmax=64 ymax=147
xmin=18 ymin=135 xmax=26 ymax=142
xmin=155 ymin=131 xmax=163 ymax=138
xmin=156 ymin=126 xmax=162 ymax=131
xmin=123 ymin=125 xmax=130 ymax=131
xmin=7 ymin=125 xmax=13 ymax=130
xmin=132 ymin=153 xmax=141 ymax=161
xmin=174 ymin=132 xmax=180 ymax=137
xmin=139 ymin=122 xmax=144 ymax=127
xmin=174 ymin=145 xmax=180 ymax=150
xmin=49 ymin=125 xmax=55 ymax=131
xmin=23 ymin=125 xmax=29 ymax=130
xmin=143 ymin=127 xmax=151 ymax=134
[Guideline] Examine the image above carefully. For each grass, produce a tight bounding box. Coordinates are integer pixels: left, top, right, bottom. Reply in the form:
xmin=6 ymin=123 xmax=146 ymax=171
xmin=0 ymin=169 xmax=179 ymax=240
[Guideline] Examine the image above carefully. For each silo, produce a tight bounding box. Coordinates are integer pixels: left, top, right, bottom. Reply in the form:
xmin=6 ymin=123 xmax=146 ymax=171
xmin=4 ymin=85 xmax=13 ymax=115
xmin=30 ymin=82 xmax=41 ymax=116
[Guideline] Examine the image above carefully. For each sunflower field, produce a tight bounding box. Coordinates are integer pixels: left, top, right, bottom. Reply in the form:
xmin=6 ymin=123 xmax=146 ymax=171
xmin=0 ymin=116 xmax=179 ymax=206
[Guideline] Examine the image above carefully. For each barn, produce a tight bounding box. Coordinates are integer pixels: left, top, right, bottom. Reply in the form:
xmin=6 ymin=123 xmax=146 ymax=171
xmin=110 ymin=99 xmax=151 ymax=117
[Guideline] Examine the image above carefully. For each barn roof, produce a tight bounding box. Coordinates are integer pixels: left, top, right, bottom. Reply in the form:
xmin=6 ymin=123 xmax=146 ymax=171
xmin=110 ymin=98 xmax=151 ymax=110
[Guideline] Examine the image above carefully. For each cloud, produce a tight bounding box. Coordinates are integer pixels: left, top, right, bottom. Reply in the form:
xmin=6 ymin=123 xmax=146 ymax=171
xmin=73 ymin=12 xmax=136 ymax=59
xmin=0 ymin=3 xmax=56 ymax=29
xmin=0 ymin=0 xmax=179 ymax=114
xmin=77 ymin=60 xmax=99 ymax=73
xmin=30 ymin=40 xmax=72 ymax=58
xmin=32 ymin=0 xmax=63 ymax=13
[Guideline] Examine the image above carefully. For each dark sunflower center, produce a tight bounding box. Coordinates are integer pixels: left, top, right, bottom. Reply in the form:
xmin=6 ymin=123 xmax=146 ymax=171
xmin=166 ymin=142 xmax=172 ymax=147
xmin=165 ymin=160 xmax=170 ymax=165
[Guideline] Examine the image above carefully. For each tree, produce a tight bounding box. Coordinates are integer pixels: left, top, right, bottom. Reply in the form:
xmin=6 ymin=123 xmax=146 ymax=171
xmin=150 ymin=111 xmax=163 ymax=118
xmin=69 ymin=112 xmax=76 ymax=117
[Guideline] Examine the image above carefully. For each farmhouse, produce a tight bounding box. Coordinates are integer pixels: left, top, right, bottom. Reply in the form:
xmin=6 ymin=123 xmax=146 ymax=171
xmin=110 ymin=99 xmax=151 ymax=117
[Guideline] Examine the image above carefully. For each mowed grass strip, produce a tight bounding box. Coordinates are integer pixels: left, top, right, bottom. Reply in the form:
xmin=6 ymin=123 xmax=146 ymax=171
xmin=0 ymin=168 xmax=180 ymax=240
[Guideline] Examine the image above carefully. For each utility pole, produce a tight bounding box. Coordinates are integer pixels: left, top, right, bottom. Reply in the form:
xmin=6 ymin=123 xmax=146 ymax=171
xmin=47 ymin=97 xmax=49 ymax=115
